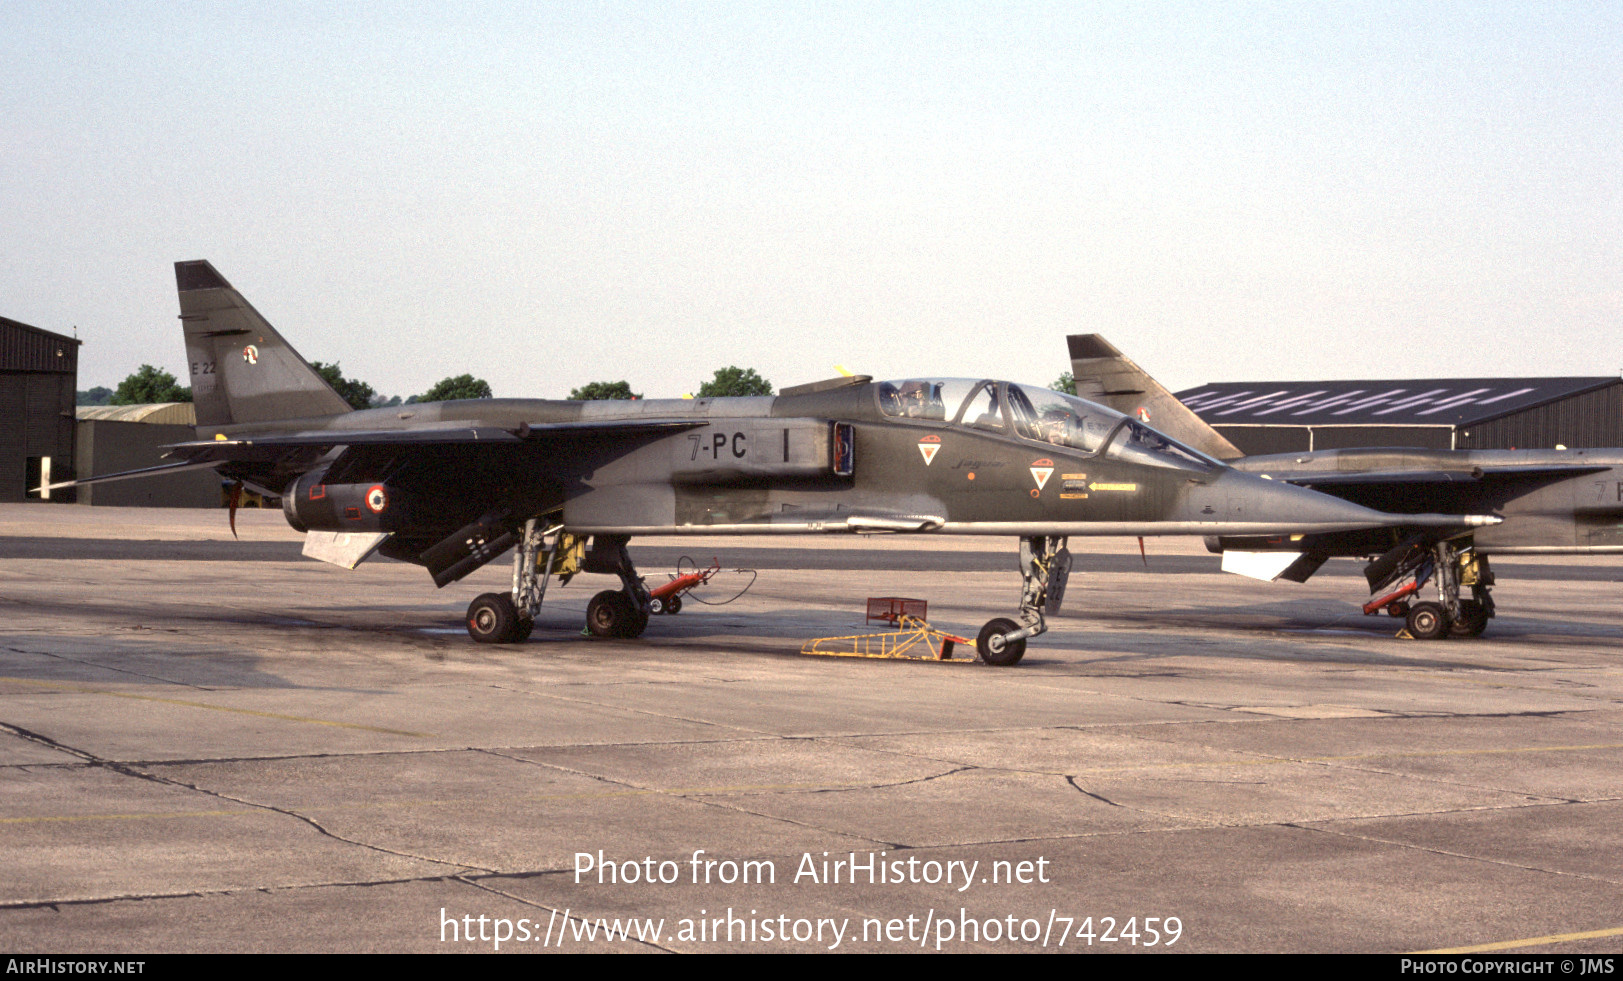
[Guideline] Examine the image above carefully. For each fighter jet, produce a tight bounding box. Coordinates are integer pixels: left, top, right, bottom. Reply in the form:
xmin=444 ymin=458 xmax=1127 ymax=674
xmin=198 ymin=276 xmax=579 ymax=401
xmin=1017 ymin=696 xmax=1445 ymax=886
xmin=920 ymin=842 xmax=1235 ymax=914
xmin=1066 ymin=334 xmax=1623 ymax=640
xmin=43 ymin=262 xmax=1491 ymax=664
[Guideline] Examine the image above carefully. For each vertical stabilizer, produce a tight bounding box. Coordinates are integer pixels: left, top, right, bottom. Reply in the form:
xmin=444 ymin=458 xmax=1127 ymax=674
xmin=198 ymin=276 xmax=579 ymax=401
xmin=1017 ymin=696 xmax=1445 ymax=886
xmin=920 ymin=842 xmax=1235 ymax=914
xmin=176 ymin=261 xmax=351 ymax=428
xmin=1066 ymin=334 xmax=1243 ymax=461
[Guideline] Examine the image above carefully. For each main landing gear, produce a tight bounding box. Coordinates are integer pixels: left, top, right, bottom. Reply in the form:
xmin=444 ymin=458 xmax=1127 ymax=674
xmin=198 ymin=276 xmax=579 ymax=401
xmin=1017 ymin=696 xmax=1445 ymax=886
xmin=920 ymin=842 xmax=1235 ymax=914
xmin=1363 ymin=537 xmax=1494 ymax=641
xmin=579 ymin=534 xmax=653 ymax=639
xmin=976 ymin=535 xmax=1072 ymax=666
xmin=464 ymin=522 xmax=654 ymax=643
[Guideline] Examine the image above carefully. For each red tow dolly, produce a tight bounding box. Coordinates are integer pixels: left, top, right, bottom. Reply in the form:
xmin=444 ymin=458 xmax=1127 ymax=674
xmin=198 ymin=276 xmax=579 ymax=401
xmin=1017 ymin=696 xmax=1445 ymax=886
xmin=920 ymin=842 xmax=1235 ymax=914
xmin=1363 ymin=580 xmax=1421 ymax=618
xmin=647 ymin=559 xmax=721 ymax=615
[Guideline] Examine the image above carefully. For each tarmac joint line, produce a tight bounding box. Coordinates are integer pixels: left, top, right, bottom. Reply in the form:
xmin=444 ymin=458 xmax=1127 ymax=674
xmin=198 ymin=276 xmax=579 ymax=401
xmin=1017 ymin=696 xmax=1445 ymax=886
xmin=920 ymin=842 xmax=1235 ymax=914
xmin=0 ymin=719 xmax=475 ymax=875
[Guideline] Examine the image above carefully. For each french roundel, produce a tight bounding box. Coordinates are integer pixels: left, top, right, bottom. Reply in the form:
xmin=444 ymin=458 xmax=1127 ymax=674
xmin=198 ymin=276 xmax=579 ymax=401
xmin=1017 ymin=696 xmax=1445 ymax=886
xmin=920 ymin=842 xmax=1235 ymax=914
xmin=365 ymin=485 xmax=387 ymax=513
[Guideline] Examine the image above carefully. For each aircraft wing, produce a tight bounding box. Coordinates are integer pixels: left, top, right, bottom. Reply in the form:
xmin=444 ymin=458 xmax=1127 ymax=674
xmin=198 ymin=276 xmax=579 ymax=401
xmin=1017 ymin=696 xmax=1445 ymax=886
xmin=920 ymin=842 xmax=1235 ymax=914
xmin=45 ymin=418 xmax=709 ymax=495
xmin=162 ymin=418 xmax=709 ymax=464
xmin=1267 ymin=464 xmax=1613 ymax=488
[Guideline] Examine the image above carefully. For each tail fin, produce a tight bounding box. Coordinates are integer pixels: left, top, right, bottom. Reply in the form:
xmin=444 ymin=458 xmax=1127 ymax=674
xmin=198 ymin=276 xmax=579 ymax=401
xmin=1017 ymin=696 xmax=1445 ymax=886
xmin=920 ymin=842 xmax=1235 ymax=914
xmin=176 ymin=260 xmax=351 ymax=428
xmin=1066 ymin=334 xmax=1243 ymax=461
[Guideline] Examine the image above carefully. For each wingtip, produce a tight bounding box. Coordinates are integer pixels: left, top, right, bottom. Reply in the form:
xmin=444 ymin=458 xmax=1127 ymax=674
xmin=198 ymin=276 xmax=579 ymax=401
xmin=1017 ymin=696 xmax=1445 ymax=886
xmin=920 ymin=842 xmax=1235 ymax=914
xmin=175 ymin=260 xmax=231 ymax=292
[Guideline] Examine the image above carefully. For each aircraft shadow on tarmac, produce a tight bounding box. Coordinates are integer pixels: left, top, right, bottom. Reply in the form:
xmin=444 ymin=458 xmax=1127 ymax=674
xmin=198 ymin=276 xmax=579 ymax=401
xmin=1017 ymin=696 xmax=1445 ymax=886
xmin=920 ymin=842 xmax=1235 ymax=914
xmin=6 ymin=543 xmax=1614 ymax=672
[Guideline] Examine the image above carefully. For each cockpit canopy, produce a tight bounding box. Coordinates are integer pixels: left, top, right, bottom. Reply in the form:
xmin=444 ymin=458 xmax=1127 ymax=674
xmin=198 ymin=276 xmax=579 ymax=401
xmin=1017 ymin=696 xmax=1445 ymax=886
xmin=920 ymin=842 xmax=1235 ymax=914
xmin=877 ymin=379 xmax=1218 ymax=473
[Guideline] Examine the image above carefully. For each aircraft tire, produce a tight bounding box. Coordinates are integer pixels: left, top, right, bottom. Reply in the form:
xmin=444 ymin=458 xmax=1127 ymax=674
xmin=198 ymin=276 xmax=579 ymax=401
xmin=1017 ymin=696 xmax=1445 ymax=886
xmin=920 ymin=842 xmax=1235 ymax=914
xmin=976 ymin=618 xmax=1026 ymax=666
xmin=586 ymin=591 xmax=633 ymax=637
xmin=667 ymin=595 xmax=682 ymax=614
xmin=624 ymin=607 xmax=650 ymax=638
xmin=468 ymin=593 xmax=520 ymax=644
xmin=1405 ymin=601 xmax=1451 ymax=641
xmin=511 ymin=617 xmax=534 ymax=643
xmin=1450 ymin=600 xmax=1489 ymax=638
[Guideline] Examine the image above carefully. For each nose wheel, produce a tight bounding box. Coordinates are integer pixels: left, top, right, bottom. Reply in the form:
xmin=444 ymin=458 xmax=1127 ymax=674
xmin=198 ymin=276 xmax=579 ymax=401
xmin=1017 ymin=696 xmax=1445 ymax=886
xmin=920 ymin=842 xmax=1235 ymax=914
xmin=975 ymin=536 xmax=1069 ymax=666
xmin=976 ymin=617 xmax=1026 ymax=666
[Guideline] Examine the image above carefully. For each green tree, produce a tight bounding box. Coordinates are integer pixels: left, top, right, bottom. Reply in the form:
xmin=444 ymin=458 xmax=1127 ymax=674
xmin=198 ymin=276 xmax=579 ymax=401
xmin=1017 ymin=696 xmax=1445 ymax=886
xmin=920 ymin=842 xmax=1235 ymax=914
xmin=416 ymin=374 xmax=493 ymax=402
xmin=310 ymin=361 xmax=377 ymax=411
xmin=696 ymin=366 xmax=773 ymax=398
xmin=569 ymin=380 xmax=641 ymax=401
xmin=111 ymin=365 xmax=191 ymax=404
xmin=76 ymin=386 xmax=113 ymax=406
xmin=1051 ymin=371 xmax=1077 ymax=396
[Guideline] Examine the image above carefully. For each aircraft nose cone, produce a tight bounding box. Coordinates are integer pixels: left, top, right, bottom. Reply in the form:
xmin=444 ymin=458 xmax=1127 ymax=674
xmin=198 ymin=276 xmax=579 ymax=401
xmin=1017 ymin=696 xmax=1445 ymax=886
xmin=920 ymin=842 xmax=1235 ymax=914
xmin=1187 ymin=470 xmax=1401 ymax=533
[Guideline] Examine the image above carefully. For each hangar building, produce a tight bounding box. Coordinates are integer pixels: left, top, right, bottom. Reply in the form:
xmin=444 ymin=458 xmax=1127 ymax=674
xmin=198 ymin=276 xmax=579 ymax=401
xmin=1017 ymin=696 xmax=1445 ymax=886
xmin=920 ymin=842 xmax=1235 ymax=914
xmin=75 ymin=403 xmax=219 ymax=507
xmin=0 ymin=316 xmax=79 ymax=502
xmin=1174 ymin=377 xmax=1623 ymax=455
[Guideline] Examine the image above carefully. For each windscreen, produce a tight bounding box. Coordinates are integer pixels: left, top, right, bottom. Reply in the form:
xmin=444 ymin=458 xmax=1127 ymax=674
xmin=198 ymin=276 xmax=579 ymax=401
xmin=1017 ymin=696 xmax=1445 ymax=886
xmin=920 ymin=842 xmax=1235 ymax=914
xmin=1102 ymin=419 xmax=1219 ymax=472
xmin=878 ymin=379 xmax=1217 ymax=472
xmin=1004 ymin=383 xmax=1122 ymax=454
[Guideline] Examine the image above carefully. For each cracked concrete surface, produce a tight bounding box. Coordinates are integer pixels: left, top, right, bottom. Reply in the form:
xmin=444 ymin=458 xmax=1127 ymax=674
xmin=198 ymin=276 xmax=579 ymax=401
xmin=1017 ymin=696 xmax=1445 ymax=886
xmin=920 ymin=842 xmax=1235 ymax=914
xmin=2 ymin=505 xmax=1622 ymax=952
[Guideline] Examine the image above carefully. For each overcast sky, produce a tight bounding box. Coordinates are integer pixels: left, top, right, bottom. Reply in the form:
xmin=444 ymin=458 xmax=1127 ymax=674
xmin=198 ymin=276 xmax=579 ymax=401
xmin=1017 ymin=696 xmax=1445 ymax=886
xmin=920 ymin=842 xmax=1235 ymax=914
xmin=4 ymin=1 xmax=1620 ymax=398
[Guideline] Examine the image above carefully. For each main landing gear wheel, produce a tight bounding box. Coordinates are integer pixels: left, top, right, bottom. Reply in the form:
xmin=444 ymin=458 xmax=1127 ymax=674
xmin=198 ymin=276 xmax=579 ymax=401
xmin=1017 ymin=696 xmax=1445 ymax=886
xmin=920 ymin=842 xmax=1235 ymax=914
xmin=1450 ymin=600 xmax=1489 ymax=638
xmin=587 ymin=590 xmax=649 ymax=639
xmin=977 ymin=617 xmax=1026 ymax=666
xmin=467 ymin=593 xmax=526 ymax=644
xmin=1405 ymin=601 xmax=1451 ymax=641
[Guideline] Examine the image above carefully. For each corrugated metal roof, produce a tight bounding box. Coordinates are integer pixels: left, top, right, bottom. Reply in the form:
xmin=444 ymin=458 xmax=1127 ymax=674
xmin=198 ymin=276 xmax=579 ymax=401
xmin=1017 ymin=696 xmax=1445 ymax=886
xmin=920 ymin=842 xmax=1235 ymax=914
xmin=1175 ymin=378 xmax=1619 ymax=427
xmin=76 ymin=403 xmax=198 ymax=424
xmin=1 ymin=316 xmax=80 ymax=373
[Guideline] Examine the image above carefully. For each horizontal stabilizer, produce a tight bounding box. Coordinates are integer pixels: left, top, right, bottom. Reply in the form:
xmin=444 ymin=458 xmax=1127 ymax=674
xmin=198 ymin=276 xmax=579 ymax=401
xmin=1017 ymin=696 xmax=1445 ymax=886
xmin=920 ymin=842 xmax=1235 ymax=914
xmin=34 ymin=459 xmax=220 ymax=494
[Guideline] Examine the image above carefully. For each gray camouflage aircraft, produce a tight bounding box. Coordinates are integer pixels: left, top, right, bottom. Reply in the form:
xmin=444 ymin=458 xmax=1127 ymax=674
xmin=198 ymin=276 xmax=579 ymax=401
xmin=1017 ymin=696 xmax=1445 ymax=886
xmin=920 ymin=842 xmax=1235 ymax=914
xmin=1067 ymin=334 xmax=1623 ymax=640
xmin=46 ymin=262 xmax=1493 ymax=664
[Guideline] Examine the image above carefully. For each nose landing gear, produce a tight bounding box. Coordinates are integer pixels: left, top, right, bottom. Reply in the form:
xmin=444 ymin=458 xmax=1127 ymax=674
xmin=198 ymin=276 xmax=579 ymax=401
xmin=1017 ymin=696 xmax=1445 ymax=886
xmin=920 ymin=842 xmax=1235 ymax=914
xmin=976 ymin=535 xmax=1071 ymax=666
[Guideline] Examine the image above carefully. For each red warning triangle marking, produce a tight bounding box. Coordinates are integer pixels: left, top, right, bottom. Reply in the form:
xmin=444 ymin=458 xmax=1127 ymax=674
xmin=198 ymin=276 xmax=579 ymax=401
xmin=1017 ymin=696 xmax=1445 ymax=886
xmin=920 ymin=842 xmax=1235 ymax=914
xmin=918 ymin=435 xmax=940 ymax=466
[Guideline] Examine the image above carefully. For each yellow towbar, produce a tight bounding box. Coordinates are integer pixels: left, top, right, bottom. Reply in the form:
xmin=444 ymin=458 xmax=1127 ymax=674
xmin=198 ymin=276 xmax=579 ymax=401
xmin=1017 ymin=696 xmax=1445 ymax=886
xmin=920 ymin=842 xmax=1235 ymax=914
xmin=800 ymin=615 xmax=974 ymax=662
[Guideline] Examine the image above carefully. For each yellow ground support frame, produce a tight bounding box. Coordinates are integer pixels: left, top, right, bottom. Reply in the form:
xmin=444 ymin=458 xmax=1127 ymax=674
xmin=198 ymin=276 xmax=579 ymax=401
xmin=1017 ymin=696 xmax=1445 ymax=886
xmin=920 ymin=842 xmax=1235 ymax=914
xmin=800 ymin=616 xmax=975 ymax=663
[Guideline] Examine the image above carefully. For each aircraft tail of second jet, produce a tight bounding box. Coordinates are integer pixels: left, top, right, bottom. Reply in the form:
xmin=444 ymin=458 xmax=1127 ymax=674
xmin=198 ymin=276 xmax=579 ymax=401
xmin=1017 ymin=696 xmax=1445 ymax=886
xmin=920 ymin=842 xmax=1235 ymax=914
xmin=1067 ymin=334 xmax=1243 ymax=461
xmin=175 ymin=260 xmax=352 ymax=429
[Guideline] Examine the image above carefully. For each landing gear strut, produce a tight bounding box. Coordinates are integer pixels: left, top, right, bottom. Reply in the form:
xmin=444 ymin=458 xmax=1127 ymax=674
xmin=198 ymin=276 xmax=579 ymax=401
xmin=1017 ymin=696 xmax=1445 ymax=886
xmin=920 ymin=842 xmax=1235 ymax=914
xmin=976 ymin=535 xmax=1071 ymax=666
xmin=463 ymin=523 xmax=654 ymax=643
xmin=467 ymin=517 xmax=556 ymax=644
xmin=1365 ymin=536 xmax=1494 ymax=641
xmin=1451 ymin=551 xmax=1494 ymax=638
